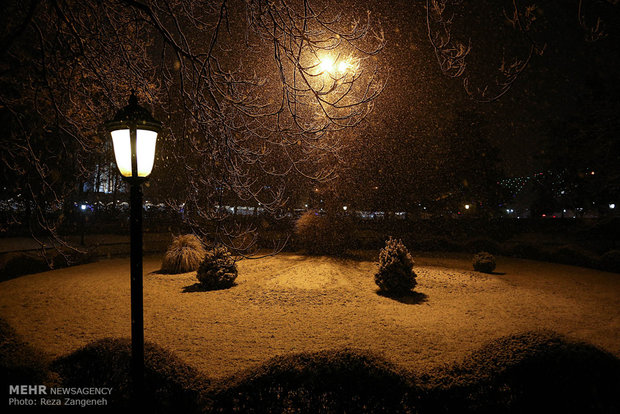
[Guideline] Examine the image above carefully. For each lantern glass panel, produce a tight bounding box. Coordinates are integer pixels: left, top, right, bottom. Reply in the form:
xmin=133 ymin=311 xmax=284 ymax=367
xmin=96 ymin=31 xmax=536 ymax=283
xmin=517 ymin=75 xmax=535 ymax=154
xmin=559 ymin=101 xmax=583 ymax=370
xmin=111 ymin=128 xmax=158 ymax=178
xmin=111 ymin=128 xmax=132 ymax=177
xmin=136 ymin=129 xmax=157 ymax=177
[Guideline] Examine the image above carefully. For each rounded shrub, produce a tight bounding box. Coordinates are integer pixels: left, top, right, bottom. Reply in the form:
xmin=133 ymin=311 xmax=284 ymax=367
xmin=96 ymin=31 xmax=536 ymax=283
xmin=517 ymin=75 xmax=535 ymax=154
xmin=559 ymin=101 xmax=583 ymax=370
xmin=0 ymin=252 xmax=49 ymax=281
xmin=161 ymin=234 xmax=206 ymax=274
xmin=294 ymin=211 xmax=351 ymax=255
xmin=196 ymin=246 xmax=237 ymax=290
xmin=0 ymin=318 xmax=58 ymax=390
xmin=473 ymin=251 xmax=496 ymax=273
xmin=427 ymin=331 xmax=620 ymax=414
xmin=600 ymin=250 xmax=620 ymax=273
xmin=374 ymin=237 xmax=416 ymax=295
xmin=212 ymin=349 xmax=414 ymax=413
xmin=50 ymin=338 xmax=209 ymax=411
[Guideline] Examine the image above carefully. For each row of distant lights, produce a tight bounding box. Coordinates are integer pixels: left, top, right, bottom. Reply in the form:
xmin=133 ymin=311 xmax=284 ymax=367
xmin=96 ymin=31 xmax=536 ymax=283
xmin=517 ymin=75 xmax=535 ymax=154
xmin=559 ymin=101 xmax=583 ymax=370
xmin=81 ymin=202 xmax=616 ymax=213
xmin=305 ymin=204 xmax=617 ymax=213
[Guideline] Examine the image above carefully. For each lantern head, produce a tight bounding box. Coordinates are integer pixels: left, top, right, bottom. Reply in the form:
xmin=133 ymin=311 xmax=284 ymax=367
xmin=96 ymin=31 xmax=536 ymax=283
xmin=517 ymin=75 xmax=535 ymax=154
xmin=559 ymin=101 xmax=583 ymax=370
xmin=106 ymin=92 xmax=162 ymax=182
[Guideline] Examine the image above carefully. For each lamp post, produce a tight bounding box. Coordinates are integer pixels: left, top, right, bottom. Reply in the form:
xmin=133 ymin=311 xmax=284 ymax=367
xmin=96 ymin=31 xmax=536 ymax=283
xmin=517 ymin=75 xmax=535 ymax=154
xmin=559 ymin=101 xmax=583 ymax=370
xmin=105 ymin=91 xmax=161 ymax=402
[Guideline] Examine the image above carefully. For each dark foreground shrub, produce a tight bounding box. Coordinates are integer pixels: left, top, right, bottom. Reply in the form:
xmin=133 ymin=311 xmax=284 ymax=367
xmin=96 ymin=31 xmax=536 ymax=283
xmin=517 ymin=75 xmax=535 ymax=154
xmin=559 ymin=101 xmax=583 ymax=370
xmin=211 ymin=349 xmax=414 ymax=413
xmin=294 ymin=211 xmax=352 ymax=255
xmin=599 ymin=250 xmax=620 ymax=273
xmin=375 ymin=237 xmax=416 ymax=295
xmin=422 ymin=331 xmax=620 ymax=414
xmin=0 ymin=252 xmax=49 ymax=281
xmin=0 ymin=248 xmax=97 ymax=281
xmin=19 ymin=329 xmax=618 ymax=414
xmin=0 ymin=318 xmax=58 ymax=395
xmin=161 ymin=234 xmax=206 ymax=274
xmin=473 ymin=251 xmax=496 ymax=273
xmin=196 ymin=246 xmax=237 ymax=290
xmin=51 ymin=338 xmax=209 ymax=412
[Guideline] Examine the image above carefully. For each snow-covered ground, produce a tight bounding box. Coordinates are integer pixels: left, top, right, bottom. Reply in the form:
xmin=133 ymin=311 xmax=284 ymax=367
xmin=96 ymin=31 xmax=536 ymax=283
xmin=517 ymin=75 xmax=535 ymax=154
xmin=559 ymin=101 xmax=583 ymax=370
xmin=0 ymin=253 xmax=618 ymax=378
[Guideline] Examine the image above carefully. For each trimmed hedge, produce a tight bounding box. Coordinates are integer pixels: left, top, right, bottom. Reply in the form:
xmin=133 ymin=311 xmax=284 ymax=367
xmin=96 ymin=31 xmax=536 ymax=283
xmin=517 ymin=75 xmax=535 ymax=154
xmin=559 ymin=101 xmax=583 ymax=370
xmin=211 ymin=349 xmax=415 ymax=413
xmin=51 ymin=338 xmax=209 ymax=412
xmin=2 ymin=321 xmax=619 ymax=413
xmin=0 ymin=318 xmax=58 ymax=395
xmin=422 ymin=331 xmax=620 ymax=413
xmin=0 ymin=249 xmax=96 ymax=281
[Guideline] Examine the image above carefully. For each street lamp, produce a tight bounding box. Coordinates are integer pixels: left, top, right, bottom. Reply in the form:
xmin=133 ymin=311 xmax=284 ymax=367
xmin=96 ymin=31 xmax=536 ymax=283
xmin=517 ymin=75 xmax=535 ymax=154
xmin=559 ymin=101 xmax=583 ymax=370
xmin=105 ymin=91 xmax=161 ymax=402
xmin=317 ymin=54 xmax=357 ymax=78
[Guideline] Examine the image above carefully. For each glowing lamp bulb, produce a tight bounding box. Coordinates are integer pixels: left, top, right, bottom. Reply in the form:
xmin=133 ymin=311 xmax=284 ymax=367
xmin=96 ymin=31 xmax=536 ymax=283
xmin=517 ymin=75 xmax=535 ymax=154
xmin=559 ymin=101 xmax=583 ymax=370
xmin=319 ymin=57 xmax=334 ymax=74
xmin=465 ymin=204 xmax=470 ymax=210
xmin=610 ymin=204 xmax=616 ymax=209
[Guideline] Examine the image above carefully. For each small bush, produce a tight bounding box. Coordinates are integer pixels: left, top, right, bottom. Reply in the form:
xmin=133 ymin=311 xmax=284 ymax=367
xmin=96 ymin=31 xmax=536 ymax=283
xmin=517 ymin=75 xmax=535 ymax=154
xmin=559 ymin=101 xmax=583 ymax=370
xmin=473 ymin=251 xmax=496 ymax=273
xmin=161 ymin=234 xmax=206 ymax=274
xmin=294 ymin=211 xmax=352 ymax=255
xmin=51 ymin=338 xmax=209 ymax=412
xmin=600 ymin=250 xmax=620 ymax=273
xmin=374 ymin=237 xmax=416 ymax=295
xmin=196 ymin=246 xmax=237 ymax=290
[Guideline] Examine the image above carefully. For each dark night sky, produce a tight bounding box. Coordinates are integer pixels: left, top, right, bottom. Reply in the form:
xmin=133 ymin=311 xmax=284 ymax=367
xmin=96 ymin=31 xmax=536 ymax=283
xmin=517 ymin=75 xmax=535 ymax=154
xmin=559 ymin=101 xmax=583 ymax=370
xmin=330 ymin=0 xmax=620 ymax=176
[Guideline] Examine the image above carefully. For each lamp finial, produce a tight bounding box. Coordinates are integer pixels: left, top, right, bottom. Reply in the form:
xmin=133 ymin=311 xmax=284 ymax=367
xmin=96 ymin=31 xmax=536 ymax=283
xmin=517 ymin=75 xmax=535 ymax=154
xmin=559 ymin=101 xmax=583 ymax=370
xmin=129 ymin=90 xmax=138 ymax=107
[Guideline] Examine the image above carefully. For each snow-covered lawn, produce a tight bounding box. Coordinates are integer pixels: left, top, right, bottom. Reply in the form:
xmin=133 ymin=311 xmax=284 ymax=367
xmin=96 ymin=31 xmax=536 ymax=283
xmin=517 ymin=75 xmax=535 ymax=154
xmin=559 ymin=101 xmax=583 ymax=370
xmin=0 ymin=252 xmax=618 ymax=378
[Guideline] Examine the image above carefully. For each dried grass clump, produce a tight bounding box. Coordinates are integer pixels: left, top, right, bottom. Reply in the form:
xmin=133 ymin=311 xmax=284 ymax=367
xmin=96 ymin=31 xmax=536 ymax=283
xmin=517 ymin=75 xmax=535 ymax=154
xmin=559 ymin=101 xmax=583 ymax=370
xmin=161 ymin=234 xmax=206 ymax=274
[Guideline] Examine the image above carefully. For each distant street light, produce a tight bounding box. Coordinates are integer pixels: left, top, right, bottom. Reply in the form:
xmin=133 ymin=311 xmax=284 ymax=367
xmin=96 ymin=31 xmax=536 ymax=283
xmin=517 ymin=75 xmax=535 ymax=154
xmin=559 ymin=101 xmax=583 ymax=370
xmin=464 ymin=204 xmax=470 ymax=210
xmin=610 ymin=204 xmax=616 ymax=209
xmin=105 ymin=91 xmax=162 ymax=403
xmin=317 ymin=54 xmax=356 ymax=78
xmin=318 ymin=56 xmax=335 ymax=74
